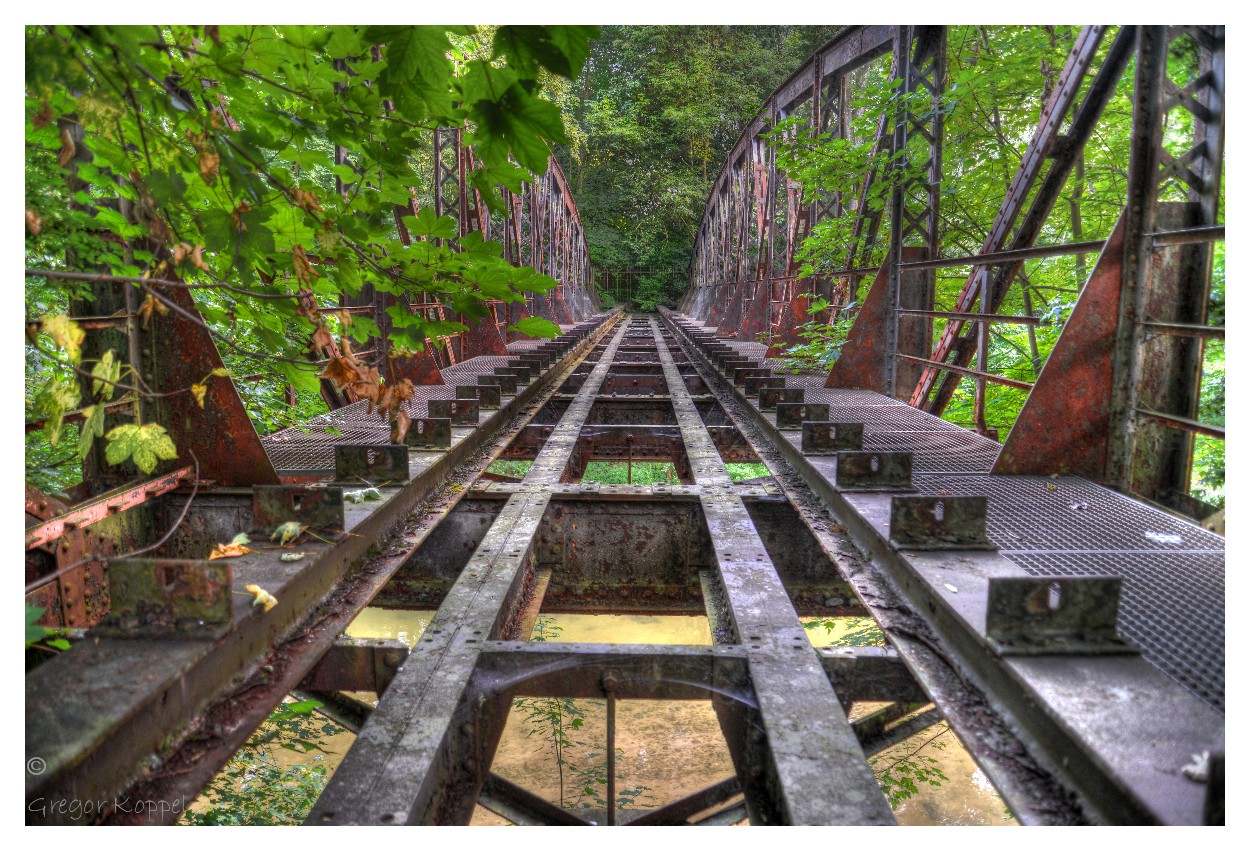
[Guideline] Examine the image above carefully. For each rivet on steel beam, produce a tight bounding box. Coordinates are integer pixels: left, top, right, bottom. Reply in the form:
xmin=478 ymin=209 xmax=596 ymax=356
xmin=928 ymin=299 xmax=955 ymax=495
xmin=888 ymin=496 xmax=996 ymax=550
xmin=834 ymin=452 xmax=914 ymax=492
xmin=802 ymin=421 xmax=865 ymax=455
xmin=335 ymin=444 xmax=410 ymax=483
xmin=985 ymin=577 xmax=1137 ymax=656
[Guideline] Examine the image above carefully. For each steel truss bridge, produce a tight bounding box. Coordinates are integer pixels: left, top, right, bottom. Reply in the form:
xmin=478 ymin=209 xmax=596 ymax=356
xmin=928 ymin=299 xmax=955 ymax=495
xmin=26 ymin=25 xmax=1223 ymax=826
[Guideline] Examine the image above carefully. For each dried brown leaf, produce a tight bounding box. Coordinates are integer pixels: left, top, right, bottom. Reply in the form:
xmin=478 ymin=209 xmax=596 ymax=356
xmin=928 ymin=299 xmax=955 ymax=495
xmin=293 ymin=188 xmax=323 ymax=214
xmin=25 ymin=209 xmax=41 ymax=235
xmin=190 ymin=245 xmax=210 ymax=272
xmin=32 ymin=102 xmax=54 ymax=130
xmin=292 ymin=245 xmax=319 ymax=285
xmin=198 ymin=149 xmax=220 ymax=185
xmin=311 ymin=324 xmax=333 ymax=351
xmin=318 ymin=356 xmax=361 ymax=390
xmin=231 ymin=201 xmax=252 ymax=232
xmin=391 ymin=408 xmax=411 ymax=445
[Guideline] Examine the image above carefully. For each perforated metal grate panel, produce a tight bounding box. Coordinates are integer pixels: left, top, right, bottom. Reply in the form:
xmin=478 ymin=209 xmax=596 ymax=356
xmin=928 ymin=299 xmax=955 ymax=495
xmin=1005 ymin=551 xmax=1225 ymax=711
xmin=912 ymin=475 xmax=1226 ymax=553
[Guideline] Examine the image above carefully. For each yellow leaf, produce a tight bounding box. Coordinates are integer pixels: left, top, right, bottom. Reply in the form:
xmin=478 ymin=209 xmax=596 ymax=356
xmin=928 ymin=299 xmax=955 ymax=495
xmin=41 ymin=315 xmax=85 ymax=363
xmin=190 ymin=383 xmax=207 ymax=408
xmin=270 ymin=521 xmax=307 ymax=546
xmin=208 ymin=542 xmax=250 ymax=559
xmin=210 ymin=367 xmax=231 ymax=378
xmin=244 ymin=583 xmax=278 ymax=612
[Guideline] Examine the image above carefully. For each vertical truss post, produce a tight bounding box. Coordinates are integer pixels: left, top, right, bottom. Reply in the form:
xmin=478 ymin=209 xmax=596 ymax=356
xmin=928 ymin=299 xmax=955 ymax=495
xmin=1107 ymin=25 xmax=1224 ymax=504
xmin=884 ymin=26 xmax=945 ymax=396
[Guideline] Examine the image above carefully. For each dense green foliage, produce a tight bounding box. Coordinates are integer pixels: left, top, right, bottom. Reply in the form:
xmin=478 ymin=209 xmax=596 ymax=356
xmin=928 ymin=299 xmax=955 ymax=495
xmin=180 ymin=698 xmax=344 ymax=825
xmin=555 ymin=26 xmax=842 ymax=306
xmin=25 ymin=25 xmax=595 ymax=490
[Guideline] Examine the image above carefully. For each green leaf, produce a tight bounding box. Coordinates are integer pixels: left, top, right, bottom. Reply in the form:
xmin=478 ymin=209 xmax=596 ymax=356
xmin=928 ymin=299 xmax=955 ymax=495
xmin=37 ymin=377 xmax=80 ymax=447
xmin=26 ymin=606 xmax=48 ymax=647
xmin=78 ymin=404 xmax=104 ymax=460
xmin=90 ymin=349 xmax=121 ymax=399
xmin=508 ymin=316 xmax=560 ymax=339
xmin=402 ymin=208 xmax=457 ymax=240
xmin=104 ymin=422 xmax=178 ymax=474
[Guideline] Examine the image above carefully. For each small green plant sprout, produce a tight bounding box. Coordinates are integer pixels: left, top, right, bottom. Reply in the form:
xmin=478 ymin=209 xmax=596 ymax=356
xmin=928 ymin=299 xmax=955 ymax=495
xmin=26 ymin=605 xmax=71 ymax=652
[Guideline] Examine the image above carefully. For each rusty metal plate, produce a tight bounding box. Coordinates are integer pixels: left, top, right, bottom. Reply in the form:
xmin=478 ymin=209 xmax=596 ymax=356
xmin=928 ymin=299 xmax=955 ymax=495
xmin=733 ymin=367 xmax=771 ymax=387
xmin=404 ymin=418 xmax=452 ymax=450
xmin=802 ymin=422 xmax=865 ymax=455
xmin=490 ymin=371 xmax=520 ymax=394
xmin=888 ymin=496 xmax=996 ymax=550
xmin=97 ymin=559 xmax=231 ymax=638
xmin=505 ymin=361 xmax=535 ymax=382
xmin=1005 ymin=550 xmax=1224 ymax=712
xmin=745 ymin=374 xmax=787 ymax=396
xmin=428 ymin=398 xmax=479 ymax=425
xmin=776 ymin=402 xmax=831 ymax=429
xmin=458 ymin=384 xmax=501 ymax=409
xmin=835 ymin=451 xmax=914 ymax=492
xmin=335 ymin=444 xmax=410 ymax=483
xmin=252 ymin=485 xmax=345 ymax=533
xmin=986 ymin=577 xmax=1136 ymax=656
xmin=760 ymin=387 xmax=806 ymax=410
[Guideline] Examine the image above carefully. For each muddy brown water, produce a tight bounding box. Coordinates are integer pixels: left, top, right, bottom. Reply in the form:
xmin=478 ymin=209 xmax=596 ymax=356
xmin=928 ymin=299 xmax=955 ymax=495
xmin=190 ymin=609 xmax=1016 ymax=825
